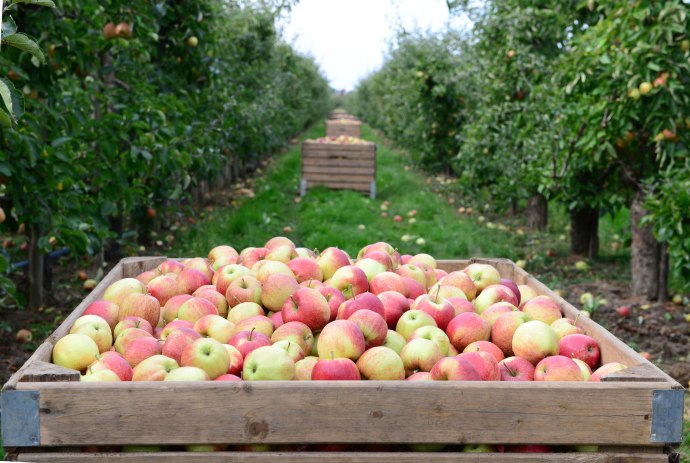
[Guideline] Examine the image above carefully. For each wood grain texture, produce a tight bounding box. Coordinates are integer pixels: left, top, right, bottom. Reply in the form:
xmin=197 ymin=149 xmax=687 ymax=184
xmin=16 ymin=381 xmax=668 ymax=446
xmin=15 ymin=451 xmax=670 ymax=462
xmin=326 ymin=123 xmax=361 ymax=138
xmin=302 ymin=157 xmax=375 ymax=168
xmin=18 ymin=361 xmax=80 ymax=383
xmin=302 ymin=166 xmax=375 ymax=176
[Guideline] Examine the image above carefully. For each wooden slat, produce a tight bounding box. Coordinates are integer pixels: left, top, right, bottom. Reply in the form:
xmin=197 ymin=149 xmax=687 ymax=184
xmin=302 ymin=151 xmax=376 ymax=161
xmin=302 ymin=166 xmax=375 ymax=176
xmin=305 ymin=181 xmax=372 ymax=192
xmin=18 ymin=361 xmax=80 ymax=383
xmin=302 ymin=157 xmax=375 ymax=168
xmin=302 ymin=142 xmax=375 ymax=152
xmin=304 ymin=174 xmax=374 ymax=183
xmin=16 ymin=381 xmax=668 ymax=446
xmin=16 ymin=451 xmax=671 ymax=463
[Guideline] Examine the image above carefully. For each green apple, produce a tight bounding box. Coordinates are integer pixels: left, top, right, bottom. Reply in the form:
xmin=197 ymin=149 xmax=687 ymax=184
xmin=243 ymin=345 xmax=296 ymax=380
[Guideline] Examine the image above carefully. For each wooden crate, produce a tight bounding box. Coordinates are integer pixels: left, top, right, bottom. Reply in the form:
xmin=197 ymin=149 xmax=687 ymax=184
xmin=326 ymin=120 xmax=362 ymax=138
xmin=1 ymin=257 xmax=683 ymax=462
xmin=300 ymin=140 xmax=376 ymax=198
xmin=327 ymin=111 xmax=358 ymax=120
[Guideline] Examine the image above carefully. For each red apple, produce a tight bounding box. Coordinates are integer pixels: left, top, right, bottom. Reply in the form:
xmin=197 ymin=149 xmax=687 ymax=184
xmin=336 ymin=292 xmax=385 ymax=320
xmin=162 ymin=327 xmax=202 ymax=364
xmin=316 ymin=247 xmax=351 ymax=280
xmin=177 ymin=297 xmax=218 ymax=324
xmin=491 ymin=311 xmax=530 ymax=356
xmin=457 ymin=351 xmax=500 ymax=381
xmin=406 ymin=371 xmax=433 ymax=381
xmin=147 ymin=275 xmax=181 ymax=306
xmin=317 ymin=320 xmax=366 ymax=361
xmin=590 ymin=362 xmax=628 ymax=381
xmin=401 ymin=277 xmax=426 ymax=299
xmin=312 ymin=356 xmax=361 ymax=380
xmin=480 ymin=302 xmax=518 ymax=327
xmin=114 ymin=316 xmax=153 ymax=338
xmin=445 ymin=312 xmax=491 ymax=351
xmin=411 ymin=294 xmax=455 ymax=330
xmin=177 ymin=268 xmax=211 ymax=294
xmin=282 ymin=287 xmax=331 ymax=332
xmin=511 ymin=320 xmax=559 ymax=365
xmin=226 ymin=275 xmax=262 ymax=307
xmin=229 ymin=329 xmax=272 ymax=358
xmin=534 ymin=355 xmax=584 ymax=381
xmin=288 ymin=258 xmax=323 ymax=283
xmin=223 ymin=344 xmax=244 ymax=376
xmin=446 ymin=297 xmax=475 ymax=316
xmin=118 ymin=293 xmax=161 ymax=330
xmin=377 ymin=291 xmax=410 ymax=328
xmin=473 ymin=284 xmax=518 ymax=314
xmin=347 ymin=309 xmax=387 ymax=348
xmin=158 ymin=319 xmax=193 ymax=340
xmin=521 ymin=295 xmax=562 ymax=325
xmin=499 ymin=278 xmax=521 ymax=304
xmin=235 ymin=315 xmax=274 ymax=338
xmin=369 ymin=272 xmax=406 ymax=295
xmin=123 ymin=336 xmax=162 ymax=367
xmin=400 ymin=338 xmax=443 ymax=375
xmin=356 ymin=346 xmax=405 ymax=380
xmin=271 ymin=321 xmax=314 ymax=354
xmin=559 ymin=334 xmax=600 ymax=369
xmin=215 ymin=374 xmax=242 ymax=381
xmin=429 ymin=356 xmax=481 ymax=381
xmin=162 ymin=294 xmax=193 ymax=323
xmin=550 ymin=318 xmax=584 ymax=340
xmin=328 ymin=265 xmax=369 ymax=299
xmin=87 ymin=351 xmax=133 ymax=381
xmin=616 ymin=306 xmax=631 ymax=317
xmin=157 ymin=259 xmax=185 ymax=275
xmin=463 ymin=340 xmax=504 ymax=362
xmin=194 ymin=289 xmax=229 ymax=318
xmin=132 ymin=355 xmax=179 ymax=381
xmin=318 ymin=286 xmax=346 ymax=321
xmin=498 ymin=356 xmax=535 ymax=381
xmin=440 ymin=271 xmax=477 ymax=300
xmin=83 ymin=300 xmax=120 ymax=331
xmin=295 ymin=356 xmax=319 ymax=380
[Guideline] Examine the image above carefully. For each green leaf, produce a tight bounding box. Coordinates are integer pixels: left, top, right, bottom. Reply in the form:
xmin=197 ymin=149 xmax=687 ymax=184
xmin=1 ymin=16 xmax=18 ymax=39
xmin=2 ymin=33 xmax=45 ymax=63
xmin=0 ymin=109 xmax=11 ymax=128
xmin=10 ymin=0 xmax=56 ymax=7
xmin=647 ymin=62 xmax=661 ymax=72
xmin=0 ymin=77 xmax=23 ymax=120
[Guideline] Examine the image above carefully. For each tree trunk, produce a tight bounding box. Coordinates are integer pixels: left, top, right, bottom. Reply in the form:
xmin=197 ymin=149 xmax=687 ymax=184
xmin=631 ymin=190 xmax=661 ymax=298
xmin=570 ymin=205 xmax=599 ymax=259
xmin=658 ymin=242 xmax=669 ymax=302
xmin=527 ymin=194 xmax=548 ymax=231
xmin=28 ymin=224 xmax=44 ymax=309
xmin=104 ymin=213 xmax=123 ymax=263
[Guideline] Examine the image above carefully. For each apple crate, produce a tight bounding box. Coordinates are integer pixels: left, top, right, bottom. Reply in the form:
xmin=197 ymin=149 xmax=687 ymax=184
xmin=300 ymin=139 xmax=376 ymax=198
xmin=1 ymin=256 xmax=684 ymax=463
xmin=327 ymin=111 xmax=358 ymax=120
xmin=326 ymin=120 xmax=362 ymax=138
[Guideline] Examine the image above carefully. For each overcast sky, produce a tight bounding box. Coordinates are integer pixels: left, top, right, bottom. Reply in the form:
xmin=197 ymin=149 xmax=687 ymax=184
xmin=280 ymin=0 xmax=471 ymax=91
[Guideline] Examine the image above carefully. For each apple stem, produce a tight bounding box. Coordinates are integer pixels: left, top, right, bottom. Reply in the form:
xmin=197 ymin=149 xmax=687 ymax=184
xmin=349 ymin=285 xmax=355 ymax=299
xmin=330 ymin=351 xmax=335 ymax=360
xmin=434 ymin=284 xmax=441 ymax=301
xmin=290 ymin=295 xmax=298 ymax=307
xmin=306 ymin=279 xmax=313 ymax=288
xmin=249 ymin=327 xmax=255 ymax=341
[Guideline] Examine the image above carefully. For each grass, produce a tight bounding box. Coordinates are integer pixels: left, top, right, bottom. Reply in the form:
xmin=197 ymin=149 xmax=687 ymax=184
xmin=170 ymin=122 xmax=525 ymax=260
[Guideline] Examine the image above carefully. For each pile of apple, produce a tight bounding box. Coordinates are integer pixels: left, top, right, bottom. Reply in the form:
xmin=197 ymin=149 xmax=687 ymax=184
xmin=52 ymin=238 xmax=628 ymax=384
xmin=330 ymin=118 xmax=361 ymax=124
xmin=312 ymin=136 xmax=371 ymax=145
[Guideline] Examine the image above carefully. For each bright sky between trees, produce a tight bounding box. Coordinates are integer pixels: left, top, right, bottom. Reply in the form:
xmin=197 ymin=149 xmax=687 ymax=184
xmin=280 ymin=0 xmax=472 ymax=91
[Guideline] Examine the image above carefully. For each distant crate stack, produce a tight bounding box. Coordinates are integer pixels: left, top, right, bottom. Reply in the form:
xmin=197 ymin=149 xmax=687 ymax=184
xmin=326 ymin=119 xmax=362 ymax=138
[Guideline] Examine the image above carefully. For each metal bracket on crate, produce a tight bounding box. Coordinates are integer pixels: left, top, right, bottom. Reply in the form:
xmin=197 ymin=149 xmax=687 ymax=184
xmin=370 ymin=181 xmax=376 ymax=199
xmin=300 ymin=178 xmax=307 ymax=197
xmin=650 ymin=389 xmax=683 ymax=443
xmin=1 ymin=390 xmax=40 ymax=446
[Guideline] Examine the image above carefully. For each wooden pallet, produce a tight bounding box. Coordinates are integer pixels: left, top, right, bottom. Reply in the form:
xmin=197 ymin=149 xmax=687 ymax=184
xmin=1 ymin=257 xmax=683 ymax=462
xmin=300 ymin=140 xmax=376 ymax=198
xmin=326 ymin=120 xmax=362 ymax=138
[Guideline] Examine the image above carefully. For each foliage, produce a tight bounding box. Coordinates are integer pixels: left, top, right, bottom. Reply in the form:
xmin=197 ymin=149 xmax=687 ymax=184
xmin=0 ymin=0 xmax=330 ymax=303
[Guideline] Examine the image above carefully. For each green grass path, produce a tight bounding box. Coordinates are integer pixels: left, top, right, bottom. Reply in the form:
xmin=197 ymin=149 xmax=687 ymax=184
xmin=171 ymin=121 xmax=522 ymax=259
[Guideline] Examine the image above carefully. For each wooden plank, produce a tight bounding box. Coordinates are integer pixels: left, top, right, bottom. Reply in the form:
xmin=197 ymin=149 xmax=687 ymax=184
xmin=302 ymin=150 xmax=376 ymax=159
xmin=302 ymin=166 xmax=375 ymax=176
xmin=121 ymin=256 xmax=167 ymax=278
xmin=15 ymin=451 xmax=671 ymax=463
xmin=16 ymin=381 xmax=669 ymax=446
xmin=303 ymin=142 xmax=375 ymax=152
xmin=304 ymin=174 xmax=375 ymax=183
xmin=18 ymin=361 xmax=80 ymax=383
xmin=601 ymin=364 xmax=670 ymax=383
xmin=2 ymin=343 xmax=54 ymax=391
xmin=305 ymin=181 xmax=372 ymax=192
xmin=302 ymin=157 xmax=375 ymax=168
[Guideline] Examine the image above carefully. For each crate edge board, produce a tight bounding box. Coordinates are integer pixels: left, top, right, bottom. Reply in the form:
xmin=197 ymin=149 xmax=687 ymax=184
xmin=14 ymin=451 xmax=672 ymax=462
xmin=12 ymin=381 xmax=673 ymax=447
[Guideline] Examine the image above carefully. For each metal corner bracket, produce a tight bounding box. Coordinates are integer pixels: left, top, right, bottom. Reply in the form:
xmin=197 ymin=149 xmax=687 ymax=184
xmin=651 ymin=389 xmax=683 ymax=443
xmin=1 ymin=389 xmax=40 ymax=447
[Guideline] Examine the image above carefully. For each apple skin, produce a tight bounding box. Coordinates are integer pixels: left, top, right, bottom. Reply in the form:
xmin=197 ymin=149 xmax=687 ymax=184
xmin=491 ymin=311 xmax=531 ymax=356
xmin=551 ymin=317 xmax=584 ymax=340
xmin=434 ymin=269 xmax=448 ymax=281
xmin=226 ymin=275 xmax=262 ymax=307
xmin=317 ymin=247 xmax=351 ymax=280
xmin=215 ymin=374 xmax=242 ymax=381
xmin=362 ymin=250 xmax=394 ymax=271
xmin=177 ymin=268 xmax=211 ymax=294
xmin=357 ymin=241 xmax=396 ymax=261
xmin=227 ymin=302 xmax=264 ymax=324
xmin=162 ymin=294 xmax=193 ymax=323
xmin=401 ymin=277 xmax=426 ymax=299
xmin=336 ymin=292 xmax=385 ymax=320
xmin=235 ymin=315 xmax=275 ymax=338
xmin=114 ymin=328 xmax=153 ymax=355
xmin=463 ymin=263 xmax=501 ymax=292
xmin=427 ymin=284 xmax=467 ymax=302
xmin=463 ymin=444 xmax=496 ymax=453
xmin=295 ymin=356 xmax=319 ymax=380
xmin=137 ymin=270 xmax=158 ymax=285
xmin=295 ymin=247 xmax=318 ymax=260
xmin=214 ymin=264 xmax=251 ymax=296
xmin=406 ymin=371 xmax=433 ymax=381
xmin=132 ymin=355 xmax=179 ymax=381
xmin=81 ymin=370 xmax=121 ymax=382
xmin=177 ymin=297 xmax=219 ymax=324
xmin=439 ymin=271 xmax=477 ymax=300
xmin=317 ymin=320 xmax=366 ymax=361
xmin=328 ymin=265 xmax=369 ymax=299
xmin=348 ymin=309 xmax=388 ymax=348
xmin=103 ymin=278 xmax=146 ymax=305
xmin=396 ymin=264 xmax=427 ymax=288
xmin=288 ymin=258 xmax=323 ymax=283
xmin=409 ymin=326 xmax=450 ymax=356
xmin=164 ymin=366 xmax=210 ymax=381
xmin=312 ymin=357 xmax=361 ymax=380
xmin=505 ymin=445 xmax=553 ymax=453
xmin=184 ymin=257 xmax=214 ymax=281
xmin=411 ymin=294 xmax=455 ymax=330
xmin=158 ymin=319 xmax=194 ymax=340
xmin=157 ymin=259 xmax=185 ymax=275
xmin=272 ymin=340 xmax=306 ymax=363
xmin=445 ymin=312 xmax=491 ymax=351
xmin=590 ymin=362 xmax=627 ymax=381
xmin=520 ymin=295 xmax=563 ymax=325
xmin=271 ymin=321 xmax=314 ymax=355
xmin=473 ymin=284 xmax=519 ymax=314
xmin=269 ymin=310 xmax=284 ymax=329
xmin=229 ymin=330 xmax=272 ymax=359
xmin=223 ymin=344 xmax=244 ymax=376
xmin=239 ymin=246 xmax=269 ymax=269
xmin=573 ymin=358 xmax=593 ymax=381
xmin=252 ymin=260 xmax=295 ymax=284
xmin=83 ymin=300 xmax=120 ymax=330
xmin=463 ymin=340 xmax=505 ymax=362
xmin=559 ymin=334 xmax=600 ymax=369
xmin=409 ymin=253 xmax=436 ymax=270
xmin=480 ymin=302 xmax=518 ymax=327
xmin=86 ymin=351 xmax=133 ymax=381
xmin=395 ymin=309 xmax=437 ymax=340
xmin=511 ymin=320 xmax=559 ymax=365
xmin=180 ymin=337 xmax=231 ymax=379
xmin=147 ymin=275 xmax=181 ymax=306
xmin=194 ymin=289 xmax=229 ymax=318
xmin=534 ymin=355 xmax=584 ymax=381
xmin=70 ymin=315 xmax=113 ymax=353
xmin=457 ymin=351 xmax=500 ymax=381
xmin=356 ymin=346 xmax=405 ymax=380
xmin=498 ymin=356 xmax=535 ymax=381
xmin=118 ymin=293 xmax=161 ymax=330
xmin=318 ymin=286 xmax=346 ymax=321
xmin=382 ymin=329 xmax=407 ymax=354
xmin=499 ymin=278 xmax=521 ymax=304
xmin=243 ymin=345 xmax=296 ymax=380
xmin=429 ymin=356 xmax=481 ymax=381
xmin=282 ymin=287 xmax=331 ymax=332
xmin=123 ymin=336 xmax=163 ymax=368
xmin=208 ymin=245 xmax=239 ymax=267
xmin=446 ymin=297 xmax=475 ymax=316
xmin=261 ymin=274 xmax=300 ymax=312
xmin=194 ymin=315 xmax=236 ymax=343
xmin=400 ymin=338 xmax=443 ymax=375
xmin=378 ymin=291 xmax=410 ymax=328
xmin=517 ymin=285 xmax=538 ymax=306
xmin=369 ymin=272 xmax=406 ymax=295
